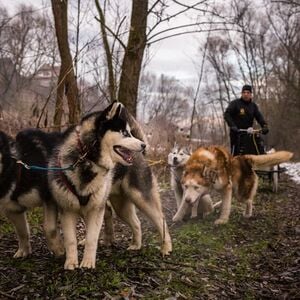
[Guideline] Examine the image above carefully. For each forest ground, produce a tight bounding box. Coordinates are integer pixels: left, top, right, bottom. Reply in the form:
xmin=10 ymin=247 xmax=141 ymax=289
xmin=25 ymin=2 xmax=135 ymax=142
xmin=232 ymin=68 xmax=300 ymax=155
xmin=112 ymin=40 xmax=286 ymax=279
xmin=0 ymin=174 xmax=299 ymax=299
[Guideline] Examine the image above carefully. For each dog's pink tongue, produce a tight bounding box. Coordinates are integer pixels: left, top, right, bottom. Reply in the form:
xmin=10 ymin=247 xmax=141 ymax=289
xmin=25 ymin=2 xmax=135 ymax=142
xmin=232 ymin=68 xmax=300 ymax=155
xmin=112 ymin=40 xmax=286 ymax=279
xmin=121 ymin=149 xmax=133 ymax=163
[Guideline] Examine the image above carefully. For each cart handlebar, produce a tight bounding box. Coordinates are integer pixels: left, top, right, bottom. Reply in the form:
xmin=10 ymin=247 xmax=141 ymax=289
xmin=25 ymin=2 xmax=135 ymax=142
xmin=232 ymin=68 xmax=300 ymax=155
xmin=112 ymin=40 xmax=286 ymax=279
xmin=238 ymin=128 xmax=262 ymax=134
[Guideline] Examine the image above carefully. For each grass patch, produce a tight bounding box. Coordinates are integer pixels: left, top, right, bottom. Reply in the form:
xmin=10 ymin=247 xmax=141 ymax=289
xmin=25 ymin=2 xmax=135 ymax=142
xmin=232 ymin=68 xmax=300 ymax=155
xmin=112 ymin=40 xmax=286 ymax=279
xmin=0 ymin=178 xmax=299 ymax=299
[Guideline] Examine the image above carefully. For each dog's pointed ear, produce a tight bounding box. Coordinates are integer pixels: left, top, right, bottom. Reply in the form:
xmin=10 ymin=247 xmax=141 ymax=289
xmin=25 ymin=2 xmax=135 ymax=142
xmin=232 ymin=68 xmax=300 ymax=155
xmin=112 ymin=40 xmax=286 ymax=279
xmin=96 ymin=101 xmax=125 ymax=125
xmin=105 ymin=101 xmax=124 ymax=120
xmin=184 ymin=145 xmax=192 ymax=155
xmin=173 ymin=141 xmax=178 ymax=151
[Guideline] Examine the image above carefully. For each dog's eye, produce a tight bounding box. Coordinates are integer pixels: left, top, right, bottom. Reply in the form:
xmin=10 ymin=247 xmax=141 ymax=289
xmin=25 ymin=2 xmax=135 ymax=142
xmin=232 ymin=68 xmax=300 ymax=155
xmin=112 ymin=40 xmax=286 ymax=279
xmin=121 ymin=130 xmax=130 ymax=137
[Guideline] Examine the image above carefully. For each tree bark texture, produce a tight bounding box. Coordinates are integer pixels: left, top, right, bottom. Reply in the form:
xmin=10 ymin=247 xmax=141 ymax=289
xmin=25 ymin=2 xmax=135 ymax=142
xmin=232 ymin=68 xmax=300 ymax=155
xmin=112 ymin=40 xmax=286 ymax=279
xmin=51 ymin=0 xmax=81 ymax=128
xmin=117 ymin=0 xmax=148 ymax=117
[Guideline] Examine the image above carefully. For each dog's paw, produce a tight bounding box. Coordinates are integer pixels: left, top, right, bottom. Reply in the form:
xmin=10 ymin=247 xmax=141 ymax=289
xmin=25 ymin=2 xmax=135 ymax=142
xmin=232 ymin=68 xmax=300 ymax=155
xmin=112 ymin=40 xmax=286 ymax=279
xmin=243 ymin=213 xmax=252 ymax=218
xmin=13 ymin=247 xmax=31 ymax=258
xmin=161 ymin=242 xmax=172 ymax=256
xmin=64 ymin=258 xmax=78 ymax=270
xmin=78 ymin=238 xmax=85 ymax=246
xmin=172 ymin=215 xmax=182 ymax=222
xmin=103 ymin=237 xmax=114 ymax=247
xmin=190 ymin=212 xmax=198 ymax=219
xmin=213 ymin=201 xmax=222 ymax=209
xmin=80 ymin=257 xmax=96 ymax=269
xmin=127 ymin=243 xmax=141 ymax=251
xmin=214 ymin=218 xmax=228 ymax=225
xmin=52 ymin=244 xmax=65 ymax=257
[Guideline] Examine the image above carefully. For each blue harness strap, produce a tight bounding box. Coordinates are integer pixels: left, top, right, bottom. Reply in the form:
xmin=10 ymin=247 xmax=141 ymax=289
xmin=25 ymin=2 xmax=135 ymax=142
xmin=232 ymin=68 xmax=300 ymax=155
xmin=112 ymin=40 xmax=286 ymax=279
xmin=16 ymin=160 xmax=74 ymax=171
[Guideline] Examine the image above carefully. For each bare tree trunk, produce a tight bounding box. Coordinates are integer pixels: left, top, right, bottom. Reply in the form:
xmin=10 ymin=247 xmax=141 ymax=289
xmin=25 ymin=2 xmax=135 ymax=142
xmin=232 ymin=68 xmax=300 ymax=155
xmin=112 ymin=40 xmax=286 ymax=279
xmin=51 ymin=0 xmax=81 ymax=128
xmin=95 ymin=0 xmax=116 ymax=102
xmin=53 ymin=71 xmax=65 ymax=128
xmin=117 ymin=0 xmax=148 ymax=117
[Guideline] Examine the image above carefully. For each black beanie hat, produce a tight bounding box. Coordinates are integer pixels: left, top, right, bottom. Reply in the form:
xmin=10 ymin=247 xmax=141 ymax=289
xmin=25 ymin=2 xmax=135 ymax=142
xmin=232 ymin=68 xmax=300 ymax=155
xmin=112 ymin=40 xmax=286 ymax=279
xmin=242 ymin=85 xmax=252 ymax=93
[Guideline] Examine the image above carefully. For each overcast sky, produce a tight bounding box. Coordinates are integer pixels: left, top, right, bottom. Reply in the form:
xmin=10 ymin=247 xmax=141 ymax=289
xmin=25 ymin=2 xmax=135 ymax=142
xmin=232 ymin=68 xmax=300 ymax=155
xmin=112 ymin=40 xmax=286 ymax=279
xmin=1 ymin=0 xmax=202 ymax=85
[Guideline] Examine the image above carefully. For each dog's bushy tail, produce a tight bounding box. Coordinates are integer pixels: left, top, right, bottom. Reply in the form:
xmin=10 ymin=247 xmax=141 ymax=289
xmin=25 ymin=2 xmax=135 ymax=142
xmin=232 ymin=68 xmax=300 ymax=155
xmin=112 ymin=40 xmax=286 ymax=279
xmin=245 ymin=151 xmax=293 ymax=168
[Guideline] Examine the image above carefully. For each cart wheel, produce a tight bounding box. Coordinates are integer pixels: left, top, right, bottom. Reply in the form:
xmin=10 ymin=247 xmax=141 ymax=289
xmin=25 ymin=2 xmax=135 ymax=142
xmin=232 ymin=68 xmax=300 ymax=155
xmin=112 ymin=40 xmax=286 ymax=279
xmin=272 ymin=165 xmax=279 ymax=193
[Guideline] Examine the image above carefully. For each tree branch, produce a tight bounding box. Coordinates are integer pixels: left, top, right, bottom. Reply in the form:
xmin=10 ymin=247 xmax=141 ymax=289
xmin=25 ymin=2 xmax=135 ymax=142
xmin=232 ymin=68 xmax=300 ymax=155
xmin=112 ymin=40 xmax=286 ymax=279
xmin=94 ymin=16 xmax=127 ymax=50
xmin=95 ymin=0 xmax=116 ymax=101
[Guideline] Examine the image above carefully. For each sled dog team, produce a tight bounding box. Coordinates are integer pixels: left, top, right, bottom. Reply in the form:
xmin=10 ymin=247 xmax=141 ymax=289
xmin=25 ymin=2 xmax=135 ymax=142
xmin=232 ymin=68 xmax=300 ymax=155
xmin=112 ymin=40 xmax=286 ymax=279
xmin=168 ymin=144 xmax=293 ymax=224
xmin=0 ymin=102 xmax=293 ymax=269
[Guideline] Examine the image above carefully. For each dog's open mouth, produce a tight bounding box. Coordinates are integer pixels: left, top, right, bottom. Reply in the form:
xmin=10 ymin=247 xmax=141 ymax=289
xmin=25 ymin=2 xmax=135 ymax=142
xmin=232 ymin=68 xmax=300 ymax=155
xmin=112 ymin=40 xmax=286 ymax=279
xmin=113 ymin=146 xmax=135 ymax=164
xmin=172 ymin=160 xmax=179 ymax=166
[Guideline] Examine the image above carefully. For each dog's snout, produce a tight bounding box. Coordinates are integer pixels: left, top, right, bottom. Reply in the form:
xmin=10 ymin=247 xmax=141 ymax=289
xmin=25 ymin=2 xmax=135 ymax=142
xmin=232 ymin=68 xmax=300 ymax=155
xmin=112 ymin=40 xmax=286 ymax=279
xmin=185 ymin=198 xmax=192 ymax=204
xmin=173 ymin=157 xmax=178 ymax=163
xmin=141 ymin=143 xmax=146 ymax=150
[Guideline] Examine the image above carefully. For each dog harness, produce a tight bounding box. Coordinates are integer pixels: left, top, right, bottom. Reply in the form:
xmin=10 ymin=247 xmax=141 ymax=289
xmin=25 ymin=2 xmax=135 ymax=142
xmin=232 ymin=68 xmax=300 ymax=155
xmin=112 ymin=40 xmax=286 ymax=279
xmin=58 ymin=169 xmax=91 ymax=206
xmin=56 ymin=128 xmax=106 ymax=206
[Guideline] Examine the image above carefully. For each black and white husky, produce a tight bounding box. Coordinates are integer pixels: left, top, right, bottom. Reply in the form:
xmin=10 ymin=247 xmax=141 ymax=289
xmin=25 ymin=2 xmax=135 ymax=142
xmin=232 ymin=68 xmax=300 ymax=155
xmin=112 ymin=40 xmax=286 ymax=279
xmin=1 ymin=102 xmax=172 ymax=269
xmin=168 ymin=144 xmax=214 ymax=221
xmin=48 ymin=102 xmax=148 ymax=270
xmin=79 ymin=110 xmax=173 ymax=259
xmin=0 ymin=130 xmax=64 ymax=258
xmin=103 ymin=152 xmax=173 ymax=258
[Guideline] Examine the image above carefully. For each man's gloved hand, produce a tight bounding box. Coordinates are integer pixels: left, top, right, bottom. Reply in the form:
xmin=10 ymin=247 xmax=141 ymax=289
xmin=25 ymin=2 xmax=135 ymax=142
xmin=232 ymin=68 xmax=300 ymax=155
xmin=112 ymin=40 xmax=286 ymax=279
xmin=261 ymin=125 xmax=269 ymax=135
xmin=230 ymin=126 xmax=239 ymax=133
xmin=247 ymin=127 xmax=254 ymax=134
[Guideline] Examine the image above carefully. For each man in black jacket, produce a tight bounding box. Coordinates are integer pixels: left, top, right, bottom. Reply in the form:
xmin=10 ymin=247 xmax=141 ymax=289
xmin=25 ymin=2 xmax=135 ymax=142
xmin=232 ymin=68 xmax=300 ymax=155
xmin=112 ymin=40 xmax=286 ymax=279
xmin=224 ymin=84 xmax=269 ymax=155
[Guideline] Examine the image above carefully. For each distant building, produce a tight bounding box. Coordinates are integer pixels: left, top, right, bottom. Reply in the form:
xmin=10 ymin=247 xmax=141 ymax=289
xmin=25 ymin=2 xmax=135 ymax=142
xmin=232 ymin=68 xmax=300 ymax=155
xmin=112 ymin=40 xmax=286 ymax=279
xmin=0 ymin=60 xmax=103 ymax=127
xmin=0 ymin=60 xmax=60 ymax=123
xmin=34 ymin=63 xmax=60 ymax=88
